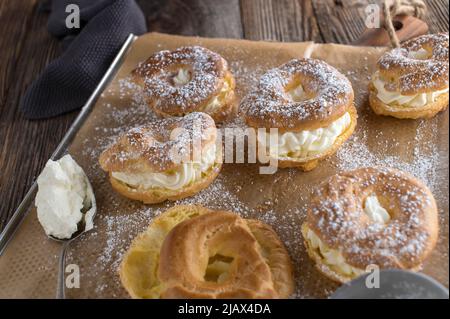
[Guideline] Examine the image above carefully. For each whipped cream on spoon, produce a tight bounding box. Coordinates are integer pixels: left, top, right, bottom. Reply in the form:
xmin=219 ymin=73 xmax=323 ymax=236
xmin=35 ymin=154 xmax=96 ymax=299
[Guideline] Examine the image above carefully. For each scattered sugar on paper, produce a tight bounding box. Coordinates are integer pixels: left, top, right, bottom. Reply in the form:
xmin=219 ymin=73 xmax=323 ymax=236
xmin=69 ymin=50 xmax=446 ymax=298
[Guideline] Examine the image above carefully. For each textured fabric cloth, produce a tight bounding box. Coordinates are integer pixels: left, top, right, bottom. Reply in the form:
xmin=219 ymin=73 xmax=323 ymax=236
xmin=20 ymin=0 xmax=147 ymax=119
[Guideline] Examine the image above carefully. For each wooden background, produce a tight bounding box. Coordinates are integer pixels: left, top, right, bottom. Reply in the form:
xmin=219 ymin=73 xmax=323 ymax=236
xmin=0 ymin=0 xmax=448 ymax=232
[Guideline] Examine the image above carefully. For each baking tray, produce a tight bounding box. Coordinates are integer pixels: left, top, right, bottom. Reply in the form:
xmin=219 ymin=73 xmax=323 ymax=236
xmin=0 ymin=32 xmax=448 ymax=298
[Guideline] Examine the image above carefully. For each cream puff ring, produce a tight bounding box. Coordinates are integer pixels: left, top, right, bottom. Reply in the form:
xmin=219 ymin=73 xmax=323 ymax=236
xmin=99 ymin=112 xmax=222 ymax=204
xmin=242 ymin=58 xmax=357 ymax=171
xmin=120 ymin=205 xmax=295 ymax=299
xmin=369 ymin=33 xmax=449 ymax=119
xmin=132 ymin=46 xmax=237 ymax=122
xmin=301 ymin=167 xmax=438 ymax=284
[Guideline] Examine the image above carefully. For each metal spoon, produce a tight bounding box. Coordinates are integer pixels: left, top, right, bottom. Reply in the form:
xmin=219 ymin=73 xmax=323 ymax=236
xmin=330 ymin=269 xmax=449 ymax=299
xmin=48 ymin=180 xmax=97 ymax=299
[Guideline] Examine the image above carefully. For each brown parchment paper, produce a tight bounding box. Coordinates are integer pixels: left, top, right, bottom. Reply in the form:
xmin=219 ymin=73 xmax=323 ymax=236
xmin=0 ymin=33 xmax=448 ymax=299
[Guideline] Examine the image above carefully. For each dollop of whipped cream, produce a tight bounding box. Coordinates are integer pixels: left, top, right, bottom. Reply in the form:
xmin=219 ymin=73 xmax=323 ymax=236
xmin=372 ymin=71 xmax=448 ymax=108
xmin=408 ymin=48 xmax=430 ymax=60
xmin=200 ymin=77 xmax=232 ymax=113
xmin=112 ymin=144 xmax=217 ymax=191
xmin=364 ymin=195 xmax=390 ymax=224
xmin=304 ymin=226 xmax=365 ymax=277
xmin=35 ymin=155 xmax=96 ymax=239
xmin=262 ymin=112 xmax=351 ymax=159
xmin=173 ymin=68 xmax=191 ymax=86
xmin=288 ymin=84 xmax=308 ymax=102
xmin=205 ymin=260 xmax=232 ymax=283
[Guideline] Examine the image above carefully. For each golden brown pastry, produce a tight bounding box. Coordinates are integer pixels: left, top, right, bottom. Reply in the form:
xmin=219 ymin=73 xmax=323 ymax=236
xmin=302 ymin=167 xmax=439 ymax=284
xmin=99 ymin=112 xmax=222 ymax=204
xmin=242 ymin=58 xmax=357 ymax=171
xmin=120 ymin=205 xmax=295 ymax=299
xmin=369 ymin=33 xmax=449 ymax=119
xmin=132 ymin=46 xmax=237 ymax=122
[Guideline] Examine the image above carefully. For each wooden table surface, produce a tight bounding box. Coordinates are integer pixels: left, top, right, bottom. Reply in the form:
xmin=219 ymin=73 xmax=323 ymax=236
xmin=0 ymin=0 xmax=448 ymax=232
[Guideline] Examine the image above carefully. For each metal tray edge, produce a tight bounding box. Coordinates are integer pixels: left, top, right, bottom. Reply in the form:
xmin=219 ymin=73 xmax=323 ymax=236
xmin=0 ymin=33 xmax=138 ymax=256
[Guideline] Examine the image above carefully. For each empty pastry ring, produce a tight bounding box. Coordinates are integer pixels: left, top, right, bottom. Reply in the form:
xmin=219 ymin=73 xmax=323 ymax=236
xmin=132 ymin=46 xmax=237 ymax=122
xmin=120 ymin=205 xmax=295 ymax=299
xmin=243 ymin=58 xmax=355 ymax=132
xmin=302 ymin=167 xmax=438 ymax=283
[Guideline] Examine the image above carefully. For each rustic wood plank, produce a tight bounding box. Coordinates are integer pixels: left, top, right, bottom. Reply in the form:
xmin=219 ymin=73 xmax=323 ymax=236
xmin=240 ymin=0 xmax=322 ymax=42
xmin=137 ymin=0 xmax=243 ymax=38
xmin=354 ymin=15 xmax=429 ymax=46
xmin=0 ymin=0 xmax=34 ymax=114
xmin=427 ymin=0 xmax=450 ymax=34
xmin=312 ymin=0 xmax=373 ymax=44
xmin=312 ymin=0 xmax=449 ymax=44
xmin=0 ymin=1 xmax=75 ymax=230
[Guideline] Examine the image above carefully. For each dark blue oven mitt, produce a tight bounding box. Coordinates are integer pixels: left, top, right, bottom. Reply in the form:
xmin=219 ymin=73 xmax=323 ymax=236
xmin=20 ymin=0 xmax=147 ymax=119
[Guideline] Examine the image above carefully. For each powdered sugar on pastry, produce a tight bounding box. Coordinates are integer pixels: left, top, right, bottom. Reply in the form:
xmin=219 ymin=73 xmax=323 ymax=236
xmin=243 ymin=58 xmax=354 ymax=130
xmin=303 ymin=167 xmax=439 ymax=283
xmin=369 ymin=33 xmax=449 ymax=118
xmin=132 ymin=46 xmax=237 ymax=122
xmin=377 ymin=33 xmax=448 ymax=94
xmin=98 ymin=112 xmax=222 ymax=204
xmin=111 ymin=144 xmax=217 ymax=191
xmin=99 ymin=112 xmax=217 ymax=173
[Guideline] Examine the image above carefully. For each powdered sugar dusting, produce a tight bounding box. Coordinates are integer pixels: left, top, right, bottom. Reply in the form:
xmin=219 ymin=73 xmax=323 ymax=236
xmin=136 ymin=46 xmax=227 ymax=113
xmin=308 ymin=167 xmax=436 ymax=270
xmin=334 ymin=118 xmax=440 ymax=192
xmin=63 ymin=41 xmax=447 ymax=299
xmin=242 ymin=58 xmax=353 ymax=129
xmin=378 ymin=33 xmax=449 ymax=94
xmin=99 ymin=111 xmax=216 ymax=172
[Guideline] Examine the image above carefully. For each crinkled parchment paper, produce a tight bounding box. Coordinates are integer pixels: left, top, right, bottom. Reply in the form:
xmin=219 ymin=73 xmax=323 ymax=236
xmin=0 ymin=33 xmax=447 ymax=298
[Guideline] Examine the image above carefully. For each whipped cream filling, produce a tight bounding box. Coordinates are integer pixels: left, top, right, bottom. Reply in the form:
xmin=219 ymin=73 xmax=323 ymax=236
xmin=262 ymin=112 xmax=351 ymax=159
xmin=303 ymin=226 xmax=365 ymax=277
xmin=112 ymin=145 xmax=217 ymax=191
xmin=288 ymin=84 xmax=308 ymax=102
xmin=304 ymin=197 xmax=390 ymax=278
xmin=408 ymin=48 xmax=430 ymax=60
xmin=205 ymin=260 xmax=232 ymax=283
xmin=200 ymin=77 xmax=232 ymax=113
xmin=364 ymin=195 xmax=390 ymax=224
xmin=372 ymin=71 xmax=448 ymax=108
xmin=35 ymin=155 xmax=96 ymax=239
xmin=173 ymin=68 xmax=191 ymax=86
